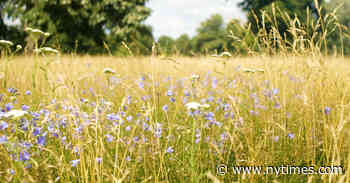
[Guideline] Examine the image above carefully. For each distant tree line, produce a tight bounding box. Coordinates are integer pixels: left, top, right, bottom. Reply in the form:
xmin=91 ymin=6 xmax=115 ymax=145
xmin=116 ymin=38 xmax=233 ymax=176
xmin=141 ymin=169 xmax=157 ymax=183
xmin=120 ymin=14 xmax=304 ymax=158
xmin=0 ymin=0 xmax=349 ymax=56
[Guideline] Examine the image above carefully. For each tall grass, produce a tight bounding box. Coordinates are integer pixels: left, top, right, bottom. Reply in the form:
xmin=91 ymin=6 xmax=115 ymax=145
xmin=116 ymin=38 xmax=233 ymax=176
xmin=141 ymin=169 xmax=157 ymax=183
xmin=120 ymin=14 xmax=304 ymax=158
xmin=0 ymin=1 xmax=349 ymax=182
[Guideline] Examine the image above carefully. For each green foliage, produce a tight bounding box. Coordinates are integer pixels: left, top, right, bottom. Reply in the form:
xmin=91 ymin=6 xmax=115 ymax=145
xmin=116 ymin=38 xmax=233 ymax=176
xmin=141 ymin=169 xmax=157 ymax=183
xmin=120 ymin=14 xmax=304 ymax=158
xmin=110 ymin=24 xmax=154 ymax=56
xmin=157 ymin=35 xmax=175 ymax=55
xmin=175 ymin=34 xmax=192 ymax=56
xmin=192 ymin=14 xmax=227 ymax=54
xmin=4 ymin=0 xmax=152 ymax=54
xmin=326 ymin=0 xmax=350 ymax=55
xmin=239 ymin=0 xmax=325 ymax=35
xmin=226 ymin=19 xmax=257 ymax=55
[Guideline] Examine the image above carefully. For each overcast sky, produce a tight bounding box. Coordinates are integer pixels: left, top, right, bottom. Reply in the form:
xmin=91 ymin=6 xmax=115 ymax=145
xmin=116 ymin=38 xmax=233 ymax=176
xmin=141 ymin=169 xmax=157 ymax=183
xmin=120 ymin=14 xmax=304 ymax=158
xmin=144 ymin=0 xmax=246 ymax=40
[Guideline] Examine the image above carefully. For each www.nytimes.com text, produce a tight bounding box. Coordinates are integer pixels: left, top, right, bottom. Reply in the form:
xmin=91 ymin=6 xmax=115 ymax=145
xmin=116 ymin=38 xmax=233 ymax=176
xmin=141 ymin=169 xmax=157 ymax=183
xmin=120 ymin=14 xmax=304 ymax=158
xmin=217 ymin=164 xmax=344 ymax=176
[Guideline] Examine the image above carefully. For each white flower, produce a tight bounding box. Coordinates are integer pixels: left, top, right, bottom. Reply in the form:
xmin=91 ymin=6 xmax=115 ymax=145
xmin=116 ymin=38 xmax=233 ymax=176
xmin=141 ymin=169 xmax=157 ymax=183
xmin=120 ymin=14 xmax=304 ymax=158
xmin=3 ymin=110 xmax=28 ymax=119
xmin=185 ymin=102 xmax=201 ymax=110
xmin=191 ymin=74 xmax=200 ymax=80
xmin=219 ymin=52 xmax=232 ymax=57
xmin=201 ymin=104 xmax=210 ymax=108
xmin=0 ymin=40 xmax=14 ymax=47
xmin=103 ymin=68 xmax=116 ymax=74
xmin=185 ymin=102 xmax=210 ymax=110
xmin=41 ymin=47 xmax=59 ymax=54
xmin=25 ymin=27 xmax=50 ymax=37
xmin=16 ymin=45 xmax=22 ymax=50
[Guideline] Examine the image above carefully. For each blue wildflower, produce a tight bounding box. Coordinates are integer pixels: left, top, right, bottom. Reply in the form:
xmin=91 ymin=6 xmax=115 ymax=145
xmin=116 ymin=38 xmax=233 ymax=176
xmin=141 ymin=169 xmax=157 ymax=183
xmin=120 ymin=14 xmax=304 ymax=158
xmin=170 ymin=97 xmax=176 ymax=103
xmin=33 ymin=127 xmax=41 ymax=136
xmin=21 ymin=104 xmax=30 ymax=111
xmin=25 ymin=90 xmax=31 ymax=95
xmin=288 ymin=133 xmax=295 ymax=139
xmin=166 ymin=146 xmax=174 ymax=154
xmin=0 ymin=135 xmax=8 ymax=144
xmin=162 ymin=105 xmax=168 ymax=112
xmin=167 ymin=90 xmax=173 ymax=96
xmin=272 ymin=88 xmax=279 ymax=95
xmin=5 ymin=103 xmax=13 ymax=111
xmin=71 ymin=159 xmax=80 ymax=167
xmin=8 ymin=88 xmax=17 ymax=94
xmin=96 ymin=157 xmax=102 ymax=164
xmin=105 ymin=134 xmax=114 ymax=142
xmin=154 ymin=123 xmax=162 ymax=138
xmin=19 ymin=151 xmax=30 ymax=161
xmin=325 ymin=106 xmax=331 ymax=115
xmin=125 ymin=126 xmax=131 ymax=131
xmin=0 ymin=121 xmax=8 ymax=130
xmin=37 ymin=136 xmax=46 ymax=146
xmin=126 ymin=115 xmax=133 ymax=121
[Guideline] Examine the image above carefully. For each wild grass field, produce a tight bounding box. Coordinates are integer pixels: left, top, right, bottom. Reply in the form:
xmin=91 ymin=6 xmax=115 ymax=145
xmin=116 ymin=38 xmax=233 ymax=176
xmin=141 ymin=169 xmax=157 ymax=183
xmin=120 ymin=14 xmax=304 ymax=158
xmin=0 ymin=54 xmax=349 ymax=182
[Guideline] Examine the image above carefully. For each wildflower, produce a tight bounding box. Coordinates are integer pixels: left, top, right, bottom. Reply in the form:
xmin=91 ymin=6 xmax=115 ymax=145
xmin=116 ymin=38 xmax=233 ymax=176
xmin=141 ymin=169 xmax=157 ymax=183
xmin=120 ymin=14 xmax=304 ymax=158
xmin=167 ymin=89 xmax=173 ymax=96
xmin=185 ymin=102 xmax=202 ymax=110
xmin=19 ymin=151 xmax=30 ymax=161
xmin=37 ymin=136 xmax=46 ymax=146
xmin=35 ymin=47 xmax=59 ymax=54
xmin=274 ymin=136 xmax=279 ymax=142
xmin=16 ymin=45 xmax=22 ymax=51
xmin=105 ymin=134 xmax=114 ymax=142
xmin=170 ymin=97 xmax=176 ymax=103
xmin=0 ymin=135 xmax=8 ymax=144
xmin=0 ymin=121 xmax=8 ymax=130
xmin=324 ymin=106 xmax=331 ymax=115
xmin=191 ymin=74 xmax=200 ymax=80
xmin=162 ymin=105 xmax=168 ymax=112
xmin=96 ymin=157 xmax=102 ymax=164
xmin=166 ymin=146 xmax=174 ymax=154
xmin=103 ymin=68 xmax=116 ymax=74
xmin=154 ymin=123 xmax=162 ymax=138
xmin=71 ymin=159 xmax=80 ymax=167
xmin=33 ymin=127 xmax=41 ymax=136
xmin=21 ymin=105 xmax=30 ymax=111
xmin=126 ymin=156 xmax=131 ymax=161
xmin=272 ymin=88 xmax=279 ymax=95
xmin=288 ymin=133 xmax=295 ymax=139
xmin=125 ymin=126 xmax=131 ymax=131
xmin=126 ymin=116 xmax=133 ymax=121
xmin=212 ymin=77 xmax=218 ymax=89
xmin=5 ymin=103 xmax=13 ymax=111
xmin=220 ymin=133 xmax=227 ymax=141
xmin=25 ymin=27 xmax=49 ymax=37
xmin=274 ymin=103 xmax=281 ymax=109
xmin=8 ymin=88 xmax=18 ymax=94
xmin=219 ymin=51 xmax=232 ymax=57
xmin=0 ymin=40 xmax=14 ymax=47
xmin=3 ymin=109 xmax=28 ymax=118
xmin=9 ymin=169 xmax=15 ymax=175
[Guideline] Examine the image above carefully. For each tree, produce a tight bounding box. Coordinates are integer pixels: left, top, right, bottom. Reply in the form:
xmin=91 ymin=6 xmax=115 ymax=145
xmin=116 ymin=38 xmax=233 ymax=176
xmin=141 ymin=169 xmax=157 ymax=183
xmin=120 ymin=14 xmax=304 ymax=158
xmin=0 ymin=1 xmax=8 ymax=40
xmin=326 ymin=0 xmax=350 ymax=55
xmin=4 ymin=0 xmax=151 ymax=53
xmin=238 ymin=0 xmax=325 ymax=35
xmin=175 ymin=34 xmax=192 ymax=56
xmin=157 ymin=35 xmax=175 ymax=55
xmin=226 ymin=19 xmax=257 ymax=54
xmin=192 ymin=14 xmax=227 ymax=54
xmin=109 ymin=24 xmax=154 ymax=56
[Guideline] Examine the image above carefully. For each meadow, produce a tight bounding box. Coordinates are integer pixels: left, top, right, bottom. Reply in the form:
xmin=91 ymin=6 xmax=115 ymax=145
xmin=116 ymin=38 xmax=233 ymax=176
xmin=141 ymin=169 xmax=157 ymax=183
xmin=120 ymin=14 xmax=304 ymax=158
xmin=0 ymin=53 xmax=349 ymax=182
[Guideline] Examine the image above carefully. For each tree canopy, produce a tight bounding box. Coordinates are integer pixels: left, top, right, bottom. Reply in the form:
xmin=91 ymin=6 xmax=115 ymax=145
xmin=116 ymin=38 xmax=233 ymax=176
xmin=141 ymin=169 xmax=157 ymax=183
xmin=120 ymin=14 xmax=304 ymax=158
xmin=2 ymin=0 xmax=152 ymax=54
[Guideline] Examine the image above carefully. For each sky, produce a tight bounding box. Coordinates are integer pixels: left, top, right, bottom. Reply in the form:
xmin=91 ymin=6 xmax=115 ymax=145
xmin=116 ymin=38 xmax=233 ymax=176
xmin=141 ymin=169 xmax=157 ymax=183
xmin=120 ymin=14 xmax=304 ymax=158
xmin=144 ymin=0 xmax=246 ymax=40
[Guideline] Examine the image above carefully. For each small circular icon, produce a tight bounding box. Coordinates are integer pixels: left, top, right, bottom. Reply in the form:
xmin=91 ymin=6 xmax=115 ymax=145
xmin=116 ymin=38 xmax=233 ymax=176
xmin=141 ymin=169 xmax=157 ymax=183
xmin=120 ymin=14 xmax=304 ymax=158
xmin=217 ymin=164 xmax=228 ymax=176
